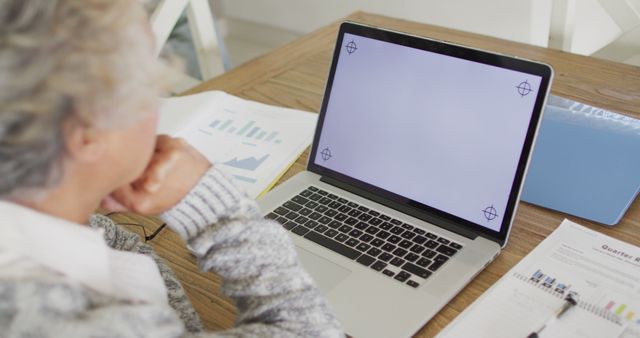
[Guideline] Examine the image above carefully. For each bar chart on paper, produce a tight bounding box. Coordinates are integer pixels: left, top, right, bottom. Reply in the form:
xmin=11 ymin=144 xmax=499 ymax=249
xmin=161 ymin=91 xmax=317 ymax=198
xmin=526 ymin=270 xmax=640 ymax=338
xmin=207 ymin=118 xmax=283 ymax=144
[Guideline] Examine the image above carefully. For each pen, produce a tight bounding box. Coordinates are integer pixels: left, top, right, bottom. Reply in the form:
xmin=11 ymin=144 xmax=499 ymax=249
xmin=527 ymin=294 xmax=578 ymax=338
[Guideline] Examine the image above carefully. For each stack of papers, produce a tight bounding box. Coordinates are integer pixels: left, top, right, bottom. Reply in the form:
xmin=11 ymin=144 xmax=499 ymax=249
xmin=437 ymin=219 xmax=640 ymax=338
xmin=157 ymin=91 xmax=317 ymax=198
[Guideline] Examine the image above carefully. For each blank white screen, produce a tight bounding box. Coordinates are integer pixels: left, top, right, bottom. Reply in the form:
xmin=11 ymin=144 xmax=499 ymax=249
xmin=315 ymin=33 xmax=542 ymax=231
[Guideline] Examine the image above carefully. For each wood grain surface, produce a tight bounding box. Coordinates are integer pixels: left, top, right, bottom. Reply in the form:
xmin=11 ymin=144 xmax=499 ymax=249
xmin=107 ymin=12 xmax=640 ymax=337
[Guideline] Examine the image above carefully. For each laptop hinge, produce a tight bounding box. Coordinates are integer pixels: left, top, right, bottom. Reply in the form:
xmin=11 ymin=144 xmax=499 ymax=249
xmin=320 ymin=176 xmax=478 ymax=240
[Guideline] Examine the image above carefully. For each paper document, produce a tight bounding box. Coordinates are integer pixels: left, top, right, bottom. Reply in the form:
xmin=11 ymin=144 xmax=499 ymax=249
xmin=438 ymin=219 xmax=640 ymax=338
xmin=158 ymin=91 xmax=317 ymax=198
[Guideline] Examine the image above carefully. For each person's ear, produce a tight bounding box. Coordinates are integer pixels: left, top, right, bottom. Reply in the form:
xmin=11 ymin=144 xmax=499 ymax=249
xmin=63 ymin=120 xmax=105 ymax=163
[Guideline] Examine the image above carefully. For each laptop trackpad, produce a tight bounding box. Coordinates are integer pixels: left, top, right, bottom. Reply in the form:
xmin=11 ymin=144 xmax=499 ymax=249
xmin=296 ymin=247 xmax=351 ymax=293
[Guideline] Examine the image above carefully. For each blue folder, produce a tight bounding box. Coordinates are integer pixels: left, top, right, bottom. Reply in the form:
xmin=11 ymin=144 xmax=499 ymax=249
xmin=521 ymin=95 xmax=640 ymax=226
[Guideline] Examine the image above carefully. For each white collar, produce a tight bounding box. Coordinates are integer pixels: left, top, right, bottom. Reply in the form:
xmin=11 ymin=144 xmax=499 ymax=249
xmin=0 ymin=201 xmax=167 ymax=304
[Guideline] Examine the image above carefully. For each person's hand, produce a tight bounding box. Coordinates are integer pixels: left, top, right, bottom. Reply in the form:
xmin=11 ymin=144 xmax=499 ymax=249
xmin=102 ymin=135 xmax=211 ymax=215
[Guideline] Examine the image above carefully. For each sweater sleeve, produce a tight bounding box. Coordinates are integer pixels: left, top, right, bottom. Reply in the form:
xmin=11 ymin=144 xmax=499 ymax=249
xmin=160 ymin=167 xmax=344 ymax=338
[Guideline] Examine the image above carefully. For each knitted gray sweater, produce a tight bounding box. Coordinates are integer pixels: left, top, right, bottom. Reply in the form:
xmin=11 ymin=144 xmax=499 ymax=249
xmin=0 ymin=168 xmax=343 ymax=337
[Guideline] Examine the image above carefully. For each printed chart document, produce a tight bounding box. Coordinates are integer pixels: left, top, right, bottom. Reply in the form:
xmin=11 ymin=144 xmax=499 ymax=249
xmin=158 ymin=91 xmax=317 ymax=198
xmin=438 ymin=219 xmax=640 ymax=338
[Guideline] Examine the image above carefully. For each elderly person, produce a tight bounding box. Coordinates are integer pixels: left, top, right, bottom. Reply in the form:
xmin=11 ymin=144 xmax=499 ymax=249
xmin=0 ymin=0 xmax=343 ymax=337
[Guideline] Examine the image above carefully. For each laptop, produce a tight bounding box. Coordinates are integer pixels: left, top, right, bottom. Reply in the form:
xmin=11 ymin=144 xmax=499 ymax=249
xmin=258 ymin=22 xmax=553 ymax=337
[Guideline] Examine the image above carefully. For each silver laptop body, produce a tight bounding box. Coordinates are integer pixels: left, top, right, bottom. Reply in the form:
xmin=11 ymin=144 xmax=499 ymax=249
xmin=258 ymin=22 xmax=553 ymax=338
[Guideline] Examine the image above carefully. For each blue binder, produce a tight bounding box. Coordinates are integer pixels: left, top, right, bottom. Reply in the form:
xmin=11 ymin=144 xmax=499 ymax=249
xmin=521 ymin=95 xmax=640 ymax=226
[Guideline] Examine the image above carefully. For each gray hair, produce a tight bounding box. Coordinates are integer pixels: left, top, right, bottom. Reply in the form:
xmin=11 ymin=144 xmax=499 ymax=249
xmin=0 ymin=0 xmax=164 ymax=197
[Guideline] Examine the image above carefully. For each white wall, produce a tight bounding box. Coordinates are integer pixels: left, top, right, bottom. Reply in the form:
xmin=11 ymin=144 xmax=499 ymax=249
xmin=219 ymin=0 xmax=552 ymax=47
xmin=568 ymin=0 xmax=622 ymax=55
xmin=218 ymin=0 xmax=640 ymax=66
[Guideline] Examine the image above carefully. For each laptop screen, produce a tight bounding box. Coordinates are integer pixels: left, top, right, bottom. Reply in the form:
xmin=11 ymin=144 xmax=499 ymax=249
xmin=309 ymin=23 xmax=552 ymax=244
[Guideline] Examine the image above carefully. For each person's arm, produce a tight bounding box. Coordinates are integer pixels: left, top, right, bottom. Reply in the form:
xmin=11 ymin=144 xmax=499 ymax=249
xmin=104 ymin=136 xmax=344 ymax=337
xmin=160 ymin=168 xmax=343 ymax=337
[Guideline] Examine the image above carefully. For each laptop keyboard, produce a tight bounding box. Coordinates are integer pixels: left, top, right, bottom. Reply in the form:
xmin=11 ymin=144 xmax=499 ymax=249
xmin=266 ymin=186 xmax=464 ymax=289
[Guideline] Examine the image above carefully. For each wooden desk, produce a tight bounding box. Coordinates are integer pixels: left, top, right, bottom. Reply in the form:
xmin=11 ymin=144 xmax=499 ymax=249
xmin=112 ymin=11 xmax=640 ymax=337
